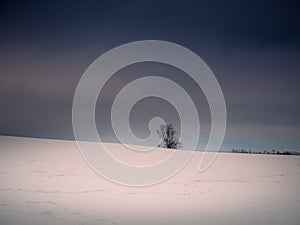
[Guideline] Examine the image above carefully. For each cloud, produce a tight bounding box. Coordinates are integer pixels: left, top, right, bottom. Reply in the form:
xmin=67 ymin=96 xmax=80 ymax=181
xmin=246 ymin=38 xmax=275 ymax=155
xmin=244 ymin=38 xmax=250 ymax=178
xmin=0 ymin=0 xmax=299 ymax=151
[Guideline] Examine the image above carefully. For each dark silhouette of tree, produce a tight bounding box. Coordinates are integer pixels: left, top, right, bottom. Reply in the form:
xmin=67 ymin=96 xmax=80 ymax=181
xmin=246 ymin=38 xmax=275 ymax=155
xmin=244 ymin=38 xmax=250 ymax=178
xmin=157 ymin=124 xmax=182 ymax=149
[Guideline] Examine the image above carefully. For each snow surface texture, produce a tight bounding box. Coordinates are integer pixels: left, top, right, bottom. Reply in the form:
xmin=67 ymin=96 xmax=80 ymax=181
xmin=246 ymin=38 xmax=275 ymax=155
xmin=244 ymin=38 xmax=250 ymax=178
xmin=0 ymin=136 xmax=299 ymax=225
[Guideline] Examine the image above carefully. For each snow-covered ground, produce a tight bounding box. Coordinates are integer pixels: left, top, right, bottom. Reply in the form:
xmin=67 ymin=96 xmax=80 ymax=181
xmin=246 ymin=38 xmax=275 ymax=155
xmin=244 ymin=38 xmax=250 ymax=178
xmin=0 ymin=136 xmax=299 ymax=225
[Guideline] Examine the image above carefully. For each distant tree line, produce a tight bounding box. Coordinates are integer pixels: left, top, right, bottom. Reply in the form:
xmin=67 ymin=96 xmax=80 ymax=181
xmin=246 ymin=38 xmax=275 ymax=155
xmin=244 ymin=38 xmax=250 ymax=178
xmin=231 ymin=149 xmax=300 ymax=155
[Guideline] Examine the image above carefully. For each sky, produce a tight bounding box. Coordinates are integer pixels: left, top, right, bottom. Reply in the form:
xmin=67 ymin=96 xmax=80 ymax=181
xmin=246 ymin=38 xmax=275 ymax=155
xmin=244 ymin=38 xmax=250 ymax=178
xmin=0 ymin=0 xmax=300 ymax=151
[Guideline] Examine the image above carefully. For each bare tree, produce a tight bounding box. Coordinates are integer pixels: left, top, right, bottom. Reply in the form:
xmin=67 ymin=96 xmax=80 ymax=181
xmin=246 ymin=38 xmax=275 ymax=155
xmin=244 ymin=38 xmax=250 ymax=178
xmin=157 ymin=124 xmax=182 ymax=149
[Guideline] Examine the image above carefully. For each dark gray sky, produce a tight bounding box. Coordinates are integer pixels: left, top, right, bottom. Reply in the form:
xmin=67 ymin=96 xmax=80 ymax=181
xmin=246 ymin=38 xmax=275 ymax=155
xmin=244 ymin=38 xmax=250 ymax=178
xmin=0 ymin=0 xmax=299 ymax=151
